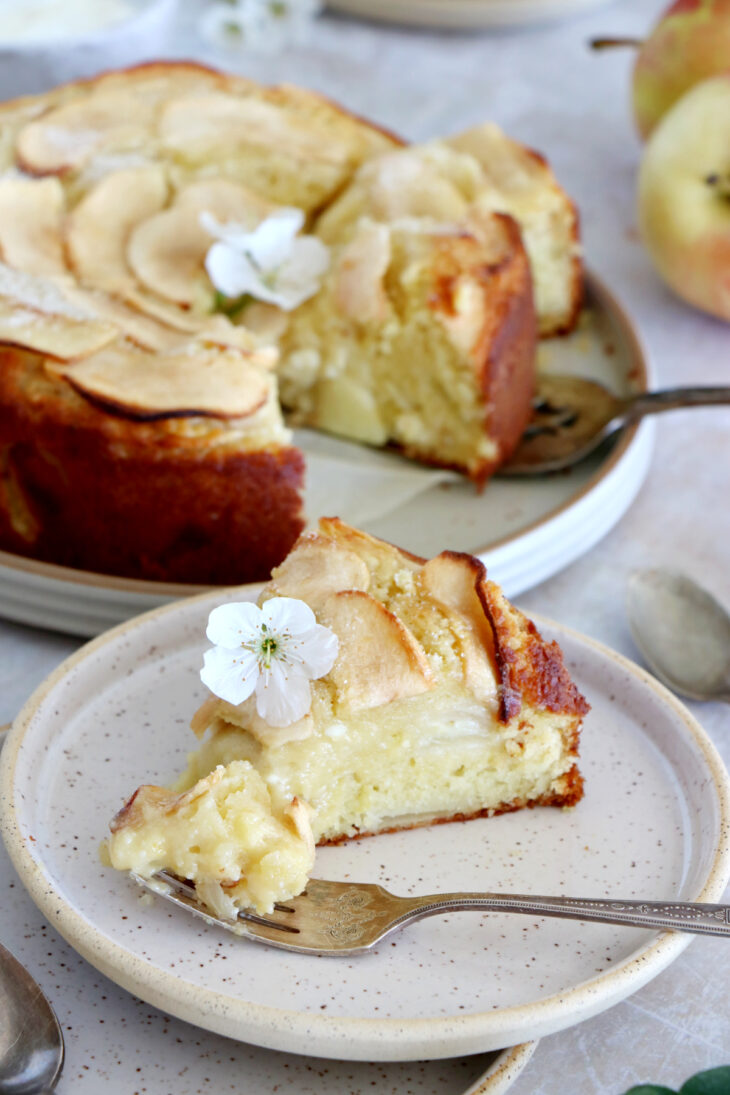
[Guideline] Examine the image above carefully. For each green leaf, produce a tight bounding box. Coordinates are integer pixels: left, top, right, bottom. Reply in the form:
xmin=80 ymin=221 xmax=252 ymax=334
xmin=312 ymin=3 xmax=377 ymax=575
xmin=681 ymin=1067 xmax=730 ymax=1095
xmin=211 ymin=290 xmax=252 ymax=320
xmin=624 ymin=1068 xmax=730 ymax=1095
xmin=624 ymin=1086 xmax=677 ymax=1095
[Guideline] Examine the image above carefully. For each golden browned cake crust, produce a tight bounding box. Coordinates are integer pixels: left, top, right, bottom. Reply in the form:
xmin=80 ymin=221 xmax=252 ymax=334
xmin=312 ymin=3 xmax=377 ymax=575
xmin=0 ymin=348 xmax=305 ymax=583
xmin=445 ymin=125 xmax=583 ymax=337
xmin=427 ymin=214 xmax=537 ymax=481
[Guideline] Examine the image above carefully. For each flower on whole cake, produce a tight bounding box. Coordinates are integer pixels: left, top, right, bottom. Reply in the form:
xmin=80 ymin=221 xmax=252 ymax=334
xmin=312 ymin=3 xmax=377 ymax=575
xmin=202 ymin=207 xmax=330 ymax=311
xmin=200 ymin=598 xmax=339 ymax=726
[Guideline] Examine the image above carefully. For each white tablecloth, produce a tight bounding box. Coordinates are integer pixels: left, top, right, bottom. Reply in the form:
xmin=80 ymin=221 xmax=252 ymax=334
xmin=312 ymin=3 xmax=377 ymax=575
xmin=0 ymin=1 xmax=728 ymax=1090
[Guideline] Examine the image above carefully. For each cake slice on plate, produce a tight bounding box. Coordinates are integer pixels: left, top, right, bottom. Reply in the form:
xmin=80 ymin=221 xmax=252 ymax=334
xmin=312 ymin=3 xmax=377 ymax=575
xmin=106 ymin=519 xmax=588 ymax=916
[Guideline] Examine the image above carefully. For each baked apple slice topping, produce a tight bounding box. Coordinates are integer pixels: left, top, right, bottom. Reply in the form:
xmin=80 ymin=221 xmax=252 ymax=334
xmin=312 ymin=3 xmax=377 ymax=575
xmin=268 ymin=535 xmax=371 ymax=609
xmin=320 ymin=589 xmax=434 ymax=711
xmin=16 ymin=92 xmax=154 ymax=175
xmin=127 ymin=206 xmax=214 ymax=306
xmin=0 ymin=263 xmax=118 ymax=359
xmin=0 ymin=177 xmax=67 ymax=278
xmin=49 ymin=342 xmax=273 ymax=421
xmin=66 ymin=165 xmax=169 ymax=294
xmin=421 ymin=553 xmax=499 ymax=705
xmin=127 ymin=178 xmax=271 ymax=306
xmin=334 ymin=220 xmax=392 ymax=323
xmin=60 ymin=286 xmax=186 ymax=354
xmin=159 ymin=92 xmax=350 ymax=167
xmin=172 ymin=177 xmax=272 ymax=219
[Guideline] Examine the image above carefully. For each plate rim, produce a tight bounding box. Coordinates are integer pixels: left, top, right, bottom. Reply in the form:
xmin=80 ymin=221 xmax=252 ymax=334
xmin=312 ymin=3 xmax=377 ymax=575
xmin=467 ymin=1040 xmax=538 ymax=1095
xmin=2 ymin=588 xmax=729 ymax=1059
xmin=327 ymin=0 xmax=613 ymax=29
xmin=0 ymin=269 xmax=648 ymax=601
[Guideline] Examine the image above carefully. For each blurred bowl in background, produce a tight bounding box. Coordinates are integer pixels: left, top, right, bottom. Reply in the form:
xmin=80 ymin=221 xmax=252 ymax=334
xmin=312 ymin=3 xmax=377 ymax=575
xmin=327 ymin=0 xmax=617 ymax=30
xmin=0 ymin=0 xmax=178 ymax=98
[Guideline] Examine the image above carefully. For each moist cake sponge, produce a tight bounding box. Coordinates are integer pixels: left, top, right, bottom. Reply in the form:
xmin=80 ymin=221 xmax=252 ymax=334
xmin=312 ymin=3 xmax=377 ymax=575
xmin=279 ymin=210 xmax=536 ymax=483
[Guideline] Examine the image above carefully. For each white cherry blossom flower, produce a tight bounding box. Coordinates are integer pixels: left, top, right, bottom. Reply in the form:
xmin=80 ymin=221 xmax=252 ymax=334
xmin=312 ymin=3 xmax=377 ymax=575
xmin=202 ymin=207 xmax=330 ymax=311
xmin=200 ymin=597 xmax=338 ymax=726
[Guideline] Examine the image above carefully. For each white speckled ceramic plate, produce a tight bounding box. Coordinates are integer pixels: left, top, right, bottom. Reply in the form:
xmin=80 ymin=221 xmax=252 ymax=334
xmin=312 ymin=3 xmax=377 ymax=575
xmin=4 ymin=592 xmax=727 ymax=1062
xmin=0 ymin=272 xmax=653 ymax=637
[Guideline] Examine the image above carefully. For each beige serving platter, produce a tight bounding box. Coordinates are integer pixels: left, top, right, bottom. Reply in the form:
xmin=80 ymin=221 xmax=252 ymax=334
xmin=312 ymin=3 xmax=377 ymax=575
xmin=1 ymin=593 xmax=728 ymax=1061
xmin=328 ymin=0 xmax=615 ymax=30
xmin=0 ymin=271 xmax=654 ymax=637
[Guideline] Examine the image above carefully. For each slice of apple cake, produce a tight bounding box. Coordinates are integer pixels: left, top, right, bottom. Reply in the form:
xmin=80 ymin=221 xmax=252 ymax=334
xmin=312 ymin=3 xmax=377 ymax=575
xmin=180 ymin=518 xmax=588 ymax=846
xmin=105 ymin=519 xmax=588 ymax=916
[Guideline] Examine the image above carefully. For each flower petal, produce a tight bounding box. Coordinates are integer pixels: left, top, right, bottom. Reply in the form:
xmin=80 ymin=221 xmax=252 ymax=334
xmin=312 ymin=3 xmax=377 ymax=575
xmin=282 ymin=235 xmax=331 ymax=283
xmin=247 ymin=207 xmax=305 ymax=269
xmin=200 ymin=645 xmax=258 ymax=706
xmin=205 ymin=241 xmax=266 ymax=299
xmin=206 ymin=601 xmax=261 ymax=648
xmin=269 ymin=279 xmax=320 ymax=310
xmin=260 ymin=596 xmax=317 ymax=636
xmin=287 ymin=624 xmax=339 ymax=678
xmin=200 ymin=211 xmax=252 ymax=249
xmin=253 ymin=281 xmax=313 ymax=310
xmin=255 ymin=659 xmax=312 ymax=725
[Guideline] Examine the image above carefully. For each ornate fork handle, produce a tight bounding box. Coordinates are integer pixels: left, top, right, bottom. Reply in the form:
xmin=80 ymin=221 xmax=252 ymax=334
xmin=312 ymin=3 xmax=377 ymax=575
xmin=396 ymin=893 xmax=730 ymax=938
xmin=621 ymin=386 xmax=730 ymax=423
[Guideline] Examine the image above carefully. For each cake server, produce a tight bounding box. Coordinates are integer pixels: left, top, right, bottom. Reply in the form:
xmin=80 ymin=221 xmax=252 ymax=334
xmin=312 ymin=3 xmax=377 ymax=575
xmin=134 ymin=873 xmax=730 ymax=957
xmin=500 ymin=376 xmax=730 ymax=475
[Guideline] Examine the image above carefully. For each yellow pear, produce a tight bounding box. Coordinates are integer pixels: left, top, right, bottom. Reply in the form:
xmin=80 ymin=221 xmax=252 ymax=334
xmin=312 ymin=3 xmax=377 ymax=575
xmin=638 ymin=73 xmax=730 ymax=322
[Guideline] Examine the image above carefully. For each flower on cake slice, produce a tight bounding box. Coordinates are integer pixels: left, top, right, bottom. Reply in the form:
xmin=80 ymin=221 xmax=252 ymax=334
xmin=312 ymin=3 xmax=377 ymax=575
xmin=201 ymin=597 xmax=339 ymax=726
xmin=202 ymin=207 xmax=330 ymax=311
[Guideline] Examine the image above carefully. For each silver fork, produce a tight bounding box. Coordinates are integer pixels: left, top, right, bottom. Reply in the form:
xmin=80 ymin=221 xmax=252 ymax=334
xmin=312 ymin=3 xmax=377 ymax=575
xmin=134 ymin=873 xmax=730 ymax=957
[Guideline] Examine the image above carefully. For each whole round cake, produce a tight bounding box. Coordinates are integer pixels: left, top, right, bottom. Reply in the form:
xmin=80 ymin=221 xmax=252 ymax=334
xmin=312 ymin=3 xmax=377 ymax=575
xmin=0 ymin=63 xmax=581 ymax=584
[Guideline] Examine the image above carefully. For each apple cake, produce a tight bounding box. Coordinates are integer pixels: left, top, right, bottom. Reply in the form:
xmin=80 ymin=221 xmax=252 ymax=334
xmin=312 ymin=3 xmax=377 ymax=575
xmin=0 ymin=62 xmax=581 ymax=584
xmin=105 ymin=520 xmax=588 ymax=916
xmin=104 ymin=760 xmax=315 ymax=917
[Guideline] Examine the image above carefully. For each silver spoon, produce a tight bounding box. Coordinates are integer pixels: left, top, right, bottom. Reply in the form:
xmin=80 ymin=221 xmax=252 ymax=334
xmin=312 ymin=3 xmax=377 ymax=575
xmin=0 ymin=941 xmax=64 ymax=1093
xmin=0 ymin=724 xmax=64 ymax=1094
xmin=500 ymin=376 xmax=730 ymax=475
xmin=627 ymin=570 xmax=730 ymax=704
